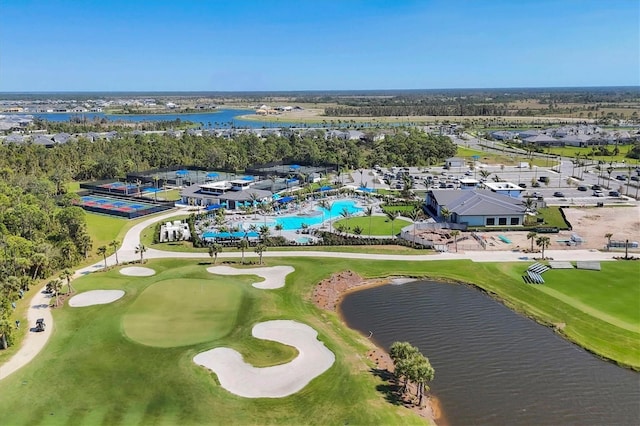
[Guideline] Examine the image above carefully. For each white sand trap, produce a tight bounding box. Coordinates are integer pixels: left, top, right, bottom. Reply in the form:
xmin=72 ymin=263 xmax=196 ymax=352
xmin=193 ymin=320 xmax=335 ymax=398
xmin=206 ymin=265 xmax=294 ymax=289
xmin=120 ymin=266 xmax=155 ymax=277
xmin=68 ymin=290 xmax=125 ymax=307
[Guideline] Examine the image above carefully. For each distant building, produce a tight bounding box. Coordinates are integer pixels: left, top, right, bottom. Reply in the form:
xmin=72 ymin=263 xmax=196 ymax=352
xmin=159 ymin=220 xmax=191 ymax=242
xmin=483 ymin=181 xmax=525 ymax=198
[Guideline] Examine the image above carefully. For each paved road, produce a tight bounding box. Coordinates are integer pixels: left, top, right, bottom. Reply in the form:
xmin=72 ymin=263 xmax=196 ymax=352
xmin=0 ymin=207 xmax=622 ymax=381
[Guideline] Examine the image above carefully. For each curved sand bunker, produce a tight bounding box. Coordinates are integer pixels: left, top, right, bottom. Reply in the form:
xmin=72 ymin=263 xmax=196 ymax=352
xmin=120 ymin=266 xmax=156 ymax=277
xmin=69 ymin=290 xmax=125 ymax=307
xmin=206 ymin=265 xmax=294 ymax=289
xmin=193 ymin=320 xmax=335 ymax=398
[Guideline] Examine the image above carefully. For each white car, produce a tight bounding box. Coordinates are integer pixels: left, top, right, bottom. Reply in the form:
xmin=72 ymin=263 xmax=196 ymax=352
xmin=593 ymin=190 xmax=605 ymax=197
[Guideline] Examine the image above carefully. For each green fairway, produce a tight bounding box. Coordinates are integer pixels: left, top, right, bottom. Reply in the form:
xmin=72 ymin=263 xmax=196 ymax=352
xmin=1 ymin=256 xmax=638 ymax=425
xmin=533 ymin=262 xmax=640 ymax=331
xmin=123 ymin=278 xmax=244 ymax=347
xmin=334 ymin=215 xmax=412 ymax=236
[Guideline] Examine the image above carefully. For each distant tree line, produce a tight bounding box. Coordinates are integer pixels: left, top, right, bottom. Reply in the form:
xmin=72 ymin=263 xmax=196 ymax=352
xmin=0 ymin=128 xmax=456 ymax=180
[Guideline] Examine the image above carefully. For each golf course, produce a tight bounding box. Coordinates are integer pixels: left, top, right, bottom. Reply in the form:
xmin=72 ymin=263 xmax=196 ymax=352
xmin=0 ymin=209 xmax=638 ymax=425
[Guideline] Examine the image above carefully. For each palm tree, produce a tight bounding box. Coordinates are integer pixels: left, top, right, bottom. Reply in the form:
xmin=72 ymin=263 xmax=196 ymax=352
xmin=47 ymin=279 xmax=63 ymax=307
xmin=527 ymin=231 xmax=538 ymax=252
xmin=254 ymin=244 xmax=266 ymax=265
xmin=237 ymin=238 xmax=249 ymax=264
xmin=275 ymin=223 xmax=284 ymax=237
xmin=439 ymin=207 xmax=451 ymax=223
xmin=208 ymin=243 xmax=222 ymax=264
xmin=60 ymin=269 xmax=74 ymax=294
xmin=413 ymin=357 xmax=435 ymax=407
xmin=110 ymin=240 xmax=120 ymax=265
xmin=364 ymin=206 xmax=374 ymax=237
xmin=385 ymin=210 xmax=399 ymax=237
xmin=536 ymin=236 xmax=550 ymax=260
xmin=406 ymin=209 xmax=422 ymax=247
xmin=522 ymin=197 xmax=535 ymax=213
xmin=97 ymin=245 xmax=108 ymax=268
xmin=135 ymin=244 xmax=147 ymax=263
xmin=259 ymin=225 xmax=271 ymax=244
xmin=604 ymin=233 xmax=613 ymax=250
xmin=479 ymin=169 xmax=491 ymax=180
xmin=318 ymin=199 xmax=334 ymax=230
xmin=450 ymin=230 xmax=460 ymax=252
xmin=248 ymin=192 xmax=261 ymax=219
xmin=340 ymin=207 xmax=352 ymax=231
xmin=30 ymin=252 xmax=48 ymax=280
xmin=77 ymin=232 xmax=93 ymax=258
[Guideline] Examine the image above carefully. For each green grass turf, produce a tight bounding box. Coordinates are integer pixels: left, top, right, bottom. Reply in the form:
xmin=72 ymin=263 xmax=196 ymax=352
xmin=545 ymin=145 xmax=638 ymax=163
xmin=533 ymin=262 xmax=640 ymax=331
xmin=334 ymin=216 xmax=412 ymax=236
xmin=123 ymin=278 xmax=244 ymax=347
xmin=0 ymin=257 xmax=638 ymax=425
xmin=85 ymin=212 xmax=129 ymax=250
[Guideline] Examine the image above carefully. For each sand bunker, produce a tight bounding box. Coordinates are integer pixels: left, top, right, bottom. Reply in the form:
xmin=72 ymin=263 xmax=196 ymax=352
xmin=193 ymin=320 xmax=335 ymax=398
xmin=68 ymin=290 xmax=125 ymax=307
xmin=206 ymin=265 xmax=294 ymax=289
xmin=120 ymin=266 xmax=156 ymax=277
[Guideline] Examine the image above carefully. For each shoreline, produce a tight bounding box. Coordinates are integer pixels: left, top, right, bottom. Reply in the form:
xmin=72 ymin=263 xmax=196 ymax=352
xmin=312 ymin=270 xmax=442 ymax=425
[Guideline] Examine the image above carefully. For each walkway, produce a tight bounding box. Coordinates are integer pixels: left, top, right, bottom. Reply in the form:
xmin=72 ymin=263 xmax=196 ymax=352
xmin=0 ymin=207 xmax=621 ymax=381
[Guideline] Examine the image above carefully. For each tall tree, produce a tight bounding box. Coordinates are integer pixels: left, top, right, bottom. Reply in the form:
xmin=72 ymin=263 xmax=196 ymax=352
xmin=385 ymin=210 xmax=399 ymax=237
xmin=97 ymin=245 xmax=108 ymax=268
xmin=135 ymin=244 xmax=147 ymax=263
xmin=208 ymin=243 xmax=222 ymax=264
xmin=604 ymin=233 xmax=613 ymax=250
xmin=237 ymin=238 xmax=249 ymax=265
xmin=450 ymin=230 xmax=460 ymax=252
xmin=527 ymin=231 xmax=538 ymax=252
xmin=60 ymin=269 xmax=74 ymax=294
xmin=254 ymin=244 xmax=266 ymax=265
xmin=110 ymin=240 xmax=120 ymax=265
xmin=536 ymin=236 xmax=550 ymax=260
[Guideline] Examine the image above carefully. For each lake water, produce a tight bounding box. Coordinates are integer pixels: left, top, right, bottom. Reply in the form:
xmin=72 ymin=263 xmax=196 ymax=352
xmin=340 ymin=280 xmax=640 ymax=426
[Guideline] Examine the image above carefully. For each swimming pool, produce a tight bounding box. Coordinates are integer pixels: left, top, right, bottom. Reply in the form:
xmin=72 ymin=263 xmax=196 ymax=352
xmin=274 ymin=199 xmax=363 ymax=230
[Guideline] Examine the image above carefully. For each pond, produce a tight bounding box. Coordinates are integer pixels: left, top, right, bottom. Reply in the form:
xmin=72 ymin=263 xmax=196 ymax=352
xmin=340 ymin=280 xmax=640 ymax=425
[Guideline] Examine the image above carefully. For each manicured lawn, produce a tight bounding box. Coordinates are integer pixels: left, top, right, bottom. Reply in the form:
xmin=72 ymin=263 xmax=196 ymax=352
xmin=0 ymin=257 xmax=638 ymax=425
xmin=123 ymin=278 xmax=244 ymax=347
xmin=381 ymin=205 xmax=418 ymax=214
xmin=334 ymin=215 xmax=412 ymax=236
xmin=546 ymin=145 xmax=638 ymax=164
xmin=529 ymin=206 xmax=570 ymax=229
xmin=85 ymin=212 xmax=129 ymax=250
xmin=0 ymin=258 xmax=426 ymax=425
xmin=456 ymin=146 xmax=553 ymax=167
xmin=534 ymin=263 xmax=640 ymax=330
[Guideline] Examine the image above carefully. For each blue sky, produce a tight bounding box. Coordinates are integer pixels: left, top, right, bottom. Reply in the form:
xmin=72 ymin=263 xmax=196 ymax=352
xmin=0 ymin=0 xmax=638 ymax=91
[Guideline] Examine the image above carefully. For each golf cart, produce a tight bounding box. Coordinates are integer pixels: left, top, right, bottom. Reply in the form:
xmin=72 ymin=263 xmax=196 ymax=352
xmin=35 ymin=318 xmax=46 ymax=332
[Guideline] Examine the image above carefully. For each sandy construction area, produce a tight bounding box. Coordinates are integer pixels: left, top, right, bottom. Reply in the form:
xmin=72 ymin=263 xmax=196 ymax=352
xmin=451 ymin=205 xmax=640 ymax=253
xmin=68 ymin=290 xmax=125 ymax=307
xmin=120 ymin=266 xmax=156 ymax=277
xmin=193 ymin=320 xmax=335 ymax=398
xmin=206 ymin=265 xmax=295 ymax=289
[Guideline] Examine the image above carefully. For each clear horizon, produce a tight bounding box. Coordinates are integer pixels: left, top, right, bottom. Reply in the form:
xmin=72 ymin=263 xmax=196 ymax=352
xmin=1 ymin=0 xmax=638 ymax=92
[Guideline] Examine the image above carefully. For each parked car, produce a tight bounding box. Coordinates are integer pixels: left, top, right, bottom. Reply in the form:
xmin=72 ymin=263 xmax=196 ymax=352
xmin=532 ymin=191 xmax=543 ymax=198
xmin=518 ymin=183 xmax=527 ymax=188
xmin=553 ymin=191 xmax=565 ymax=197
xmin=532 ymin=182 xmax=541 ymax=187
xmin=616 ymin=175 xmax=627 ymax=181
xmin=631 ymin=176 xmax=639 ymax=181
xmin=577 ymin=185 xmax=588 ymax=191
xmin=592 ymin=184 xmax=602 ymax=191
xmin=609 ymin=191 xmax=620 ymax=197
xmin=593 ymin=190 xmax=605 ymax=197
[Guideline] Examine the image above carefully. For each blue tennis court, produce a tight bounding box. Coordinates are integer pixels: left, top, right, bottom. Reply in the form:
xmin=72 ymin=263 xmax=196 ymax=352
xmin=76 ymin=195 xmax=171 ymax=218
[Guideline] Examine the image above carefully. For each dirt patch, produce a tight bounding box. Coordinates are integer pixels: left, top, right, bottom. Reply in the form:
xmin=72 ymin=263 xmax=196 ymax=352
xmin=312 ymin=270 xmax=388 ymax=311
